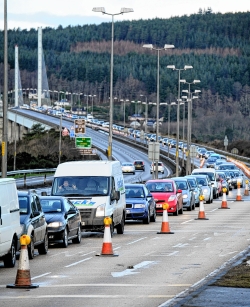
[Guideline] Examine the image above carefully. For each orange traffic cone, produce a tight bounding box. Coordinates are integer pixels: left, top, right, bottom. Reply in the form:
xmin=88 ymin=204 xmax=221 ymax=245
xmin=7 ymin=235 xmax=39 ymax=289
xmin=236 ymin=181 xmax=242 ymax=201
xmin=244 ymin=180 xmax=249 ymax=196
xmin=195 ymin=195 xmax=209 ymax=220
xmin=157 ymin=203 xmax=174 ymax=234
xmin=96 ymin=217 xmax=118 ymax=257
xmin=220 ymin=187 xmax=230 ymax=209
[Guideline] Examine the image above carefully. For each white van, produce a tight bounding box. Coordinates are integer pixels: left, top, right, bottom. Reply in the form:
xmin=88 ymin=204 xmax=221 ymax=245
xmin=0 ymin=178 xmax=22 ymax=267
xmin=51 ymin=161 xmax=126 ymax=235
xmin=192 ymin=167 xmax=220 ymax=198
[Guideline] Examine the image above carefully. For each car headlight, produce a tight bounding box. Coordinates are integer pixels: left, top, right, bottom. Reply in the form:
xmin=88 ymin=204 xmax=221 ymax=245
xmin=193 ymin=191 xmax=198 ymax=195
xmin=96 ymin=203 xmax=106 ymax=217
xmin=182 ymin=194 xmax=188 ymax=199
xmin=48 ymin=222 xmax=63 ymax=227
xmin=134 ymin=204 xmax=146 ymax=208
xmin=168 ymin=195 xmax=176 ymax=201
xmin=203 ymin=188 xmax=208 ymax=193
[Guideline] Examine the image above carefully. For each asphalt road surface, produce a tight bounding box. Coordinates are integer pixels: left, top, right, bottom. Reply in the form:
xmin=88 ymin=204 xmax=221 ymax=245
xmin=1 ymin=187 xmax=250 ymax=307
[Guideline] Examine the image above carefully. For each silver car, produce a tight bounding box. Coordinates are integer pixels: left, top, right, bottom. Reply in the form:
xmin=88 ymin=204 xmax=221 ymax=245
xmin=191 ymin=174 xmax=213 ymax=204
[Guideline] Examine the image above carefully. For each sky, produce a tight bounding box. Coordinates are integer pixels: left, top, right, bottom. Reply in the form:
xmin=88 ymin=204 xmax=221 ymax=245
xmin=0 ymin=0 xmax=249 ymax=30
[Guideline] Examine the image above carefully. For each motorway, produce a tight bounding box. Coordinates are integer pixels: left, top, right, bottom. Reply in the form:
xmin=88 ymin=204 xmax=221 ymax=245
xmin=0 ymin=188 xmax=250 ymax=307
xmin=3 ymin=109 xmax=250 ymax=306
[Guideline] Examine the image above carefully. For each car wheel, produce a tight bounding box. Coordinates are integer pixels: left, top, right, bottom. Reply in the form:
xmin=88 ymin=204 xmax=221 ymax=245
xmin=178 ymin=205 xmax=183 ymax=215
xmin=173 ymin=206 xmax=179 ymax=216
xmin=187 ymin=204 xmax=192 ymax=211
xmin=62 ymin=228 xmax=69 ymax=248
xmin=150 ymin=207 xmax=157 ymax=222
xmin=192 ymin=202 xmax=195 ymax=210
xmin=116 ymin=215 xmax=125 ymax=234
xmin=143 ymin=211 xmax=150 ymax=224
xmin=3 ymin=238 xmax=16 ymax=268
xmin=38 ymin=231 xmax=49 ymax=255
xmin=72 ymin=225 xmax=82 ymax=244
xmin=28 ymin=236 xmax=35 ymax=259
xmin=109 ymin=220 xmax=114 ymax=237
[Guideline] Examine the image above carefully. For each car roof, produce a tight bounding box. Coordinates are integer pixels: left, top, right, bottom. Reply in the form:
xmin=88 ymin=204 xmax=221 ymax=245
xmin=146 ymin=179 xmax=175 ymax=183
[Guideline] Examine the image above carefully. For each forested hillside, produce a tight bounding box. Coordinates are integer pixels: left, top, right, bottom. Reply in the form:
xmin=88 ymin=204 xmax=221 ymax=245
xmin=1 ymin=9 xmax=250 ymax=144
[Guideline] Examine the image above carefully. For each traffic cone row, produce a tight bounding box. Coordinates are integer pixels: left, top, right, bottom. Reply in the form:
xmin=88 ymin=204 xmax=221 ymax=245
xmin=157 ymin=203 xmax=174 ymax=234
xmin=7 ymin=235 xmax=39 ymax=289
xmin=220 ymin=188 xmax=230 ymax=209
xmin=195 ymin=195 xmax=209 ymax=220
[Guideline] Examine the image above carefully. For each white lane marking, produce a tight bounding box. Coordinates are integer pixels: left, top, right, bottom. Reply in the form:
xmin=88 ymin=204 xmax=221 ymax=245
xmin=31 ymin=272 xmax=51 ymax=280
xmin=181 ymin=219 xmax=193 ymax=224
xmin=113 ymin=246 xmax=121 ymax=250
xmin=166 ymin=251 xmax=179 ymax=256
xmin=64 ymin=257 xmax=92 ymax=268
xmin=219 ymin=251 xmax=238 ymax=257
xmin=203 ymin=237 xmax=211 ymax=241
xmin=111 ymin=261 xmax=155 ymax=277
xmin=189 ymin=237 xmax=197 ymax=241
xmin=209 ymin=208 xmax=218 ymax=212
xmin=173 ymin=243 xmax=189 ymax=248
xmin=78 ymin=251 xmax=96 ymax=257
xmin=126 ymin=237 xmax=147 ymax=245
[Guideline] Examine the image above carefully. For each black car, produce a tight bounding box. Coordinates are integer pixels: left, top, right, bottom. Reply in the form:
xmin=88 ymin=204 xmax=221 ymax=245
xmin=133 ymin=160 xmax=145 ymax=171
xmin=18 ymin=190 xmax=48 ymax=259
xmin=40 ymin=196 xmax=82 ymax=248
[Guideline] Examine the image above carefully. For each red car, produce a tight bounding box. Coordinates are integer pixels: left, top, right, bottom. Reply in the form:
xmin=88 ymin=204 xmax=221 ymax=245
xmin=145 ymin=179 xmax=183 ymax=216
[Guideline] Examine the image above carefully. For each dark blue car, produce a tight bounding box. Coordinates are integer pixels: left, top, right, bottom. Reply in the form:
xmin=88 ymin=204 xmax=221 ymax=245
xmin=40 ymin=196 xmax=82 ymax=248
xmin=125 ymin=184 xmax=156 ymax=224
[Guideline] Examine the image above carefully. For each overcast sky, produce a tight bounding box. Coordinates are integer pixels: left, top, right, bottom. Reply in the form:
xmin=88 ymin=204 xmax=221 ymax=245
xmin=0 ymin=0 xmax=249 ymax=30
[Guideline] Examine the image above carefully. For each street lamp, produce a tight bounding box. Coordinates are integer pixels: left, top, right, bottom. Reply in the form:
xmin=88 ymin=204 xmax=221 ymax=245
xmin=167 ymin=65 xmax=193 ymax=176
xmin=84 ymin=94 xmax=89 ymax=116
xmin=89 ymin=94 xmax=96 ymax=116
xmin=181 ymin=80 xmax=201 ymax=174
xmin=143 ymin=44 xmax=175 ymax=178
xmin=120 ymin=99 xmax=129 ymax=128
xmin=93 ymin=7 xmax=134 ymax=160
xmin=140 ymin=94 xmax=148 ymax=134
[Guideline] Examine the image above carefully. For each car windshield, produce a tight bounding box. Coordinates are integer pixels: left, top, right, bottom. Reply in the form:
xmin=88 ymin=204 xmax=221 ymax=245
xmin=194 ymin=172 xmax=215 ymax=181
xmin=146 ymin=182 xmax=173 ymax=192
xmin=176 ymin=181 xmax=188 ymax=190
xmin=196 ymin=178 xmax=208 ymax=186
xmin=51 ymin=176 xmax=110 ymax=196
xmin=40 ymin=199 xmax=62 ymax=213
xmin=125 ymin=187 xmax=145 ymax=198
xmin=187 ymin=179 xmax=196 ymax=187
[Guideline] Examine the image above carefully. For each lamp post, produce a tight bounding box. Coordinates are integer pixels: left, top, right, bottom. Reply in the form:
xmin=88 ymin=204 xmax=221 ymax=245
xmin=84 ymin=94 xmax=89 ymax=116
xmin=89 ymin=94 xmax=96 ymax=116
xmin=143 ymin=44 xmax=174 ymax=178
xmin=140 ymin=94 xmax=148 ymax=134
xmin=120 ymin=99 xmax=129 ymax=128
xmin=181 ymin=80 xmax=200 ymax=174
xmin=167 ymin=65 xmax=193 ymax=176
xmin=93 ymin=7 xmax=133 ymax=160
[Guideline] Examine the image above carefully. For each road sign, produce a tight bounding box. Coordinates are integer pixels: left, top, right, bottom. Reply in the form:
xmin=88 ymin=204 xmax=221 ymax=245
xmin=75 ymin=137 xmax=92 ymax=149
xmin=190 ymin=145 xmax=197 ymax=158
xmin=148 ymin=142 xmax=160 ymax=160
xmin=78 ymin=148 xmax=97 ymax=155
xmin=74 ymin=119 xmax=86 ymax=134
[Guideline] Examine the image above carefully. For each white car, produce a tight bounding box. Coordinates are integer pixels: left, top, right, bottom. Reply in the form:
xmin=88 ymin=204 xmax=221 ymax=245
xmin=121 ymin=162 xmax=135 ymax=174
xmin=150 ymin=162 xmax=164 ymax=174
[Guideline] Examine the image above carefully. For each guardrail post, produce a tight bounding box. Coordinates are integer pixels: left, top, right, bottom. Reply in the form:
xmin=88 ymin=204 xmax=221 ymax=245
xmin=24 ymin=174 xmax=26 ymax=188
xmin=44 ymin=174 xmax=46 ymax=185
